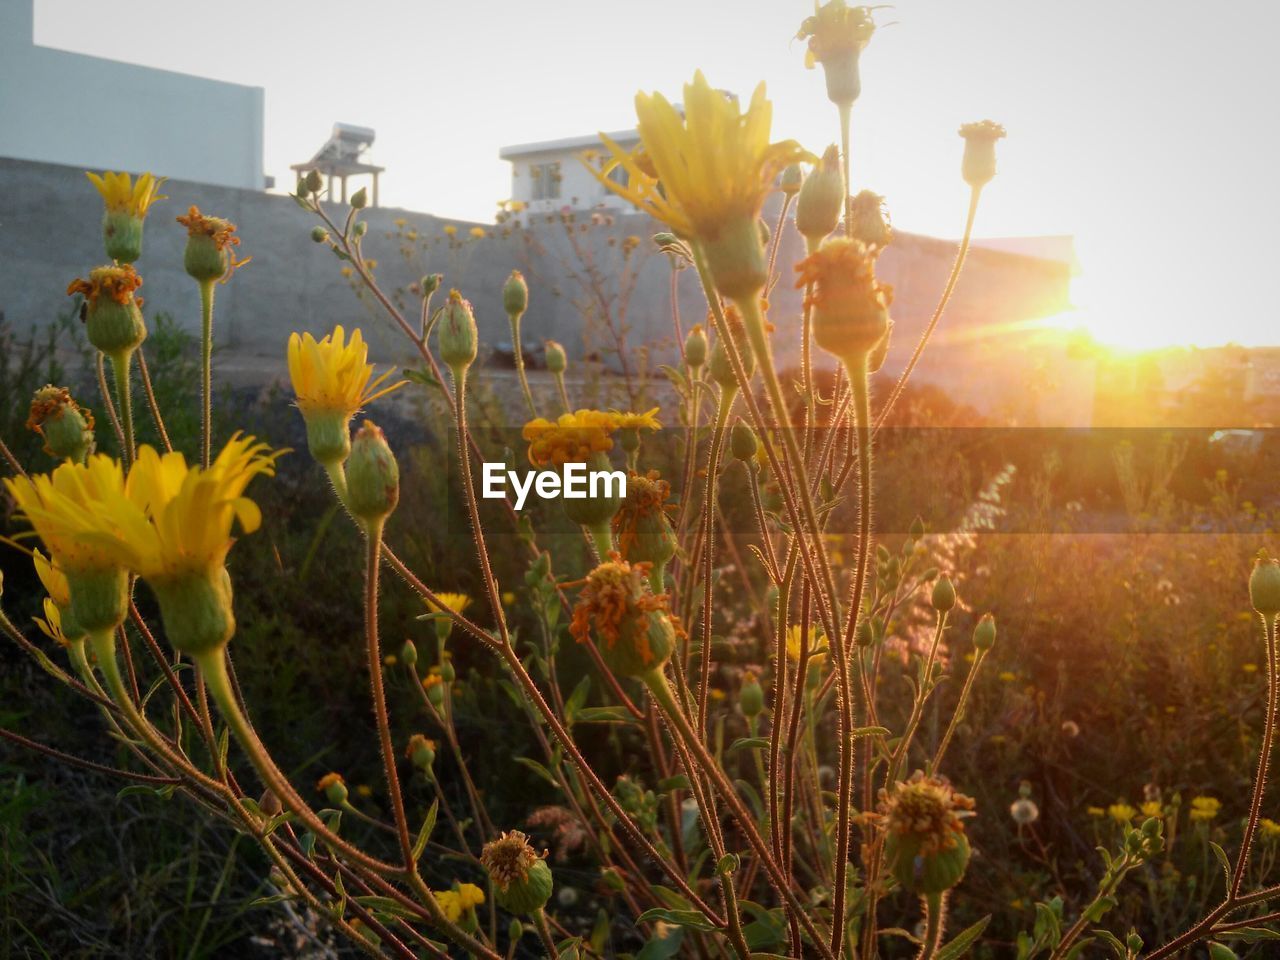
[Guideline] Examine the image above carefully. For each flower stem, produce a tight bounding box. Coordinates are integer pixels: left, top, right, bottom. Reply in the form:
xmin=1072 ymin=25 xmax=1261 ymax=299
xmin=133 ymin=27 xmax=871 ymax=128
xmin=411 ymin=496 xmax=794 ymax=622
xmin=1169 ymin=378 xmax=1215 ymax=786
xmin=109 ymin=350 xmax=135 ymax=466
xmin=510 ymin=314 xmax=538 ymax=419
xmin=199 ymin=279 xmax=216 ymax=467
xmin=917 ymin=892 xmax=946 ymax=960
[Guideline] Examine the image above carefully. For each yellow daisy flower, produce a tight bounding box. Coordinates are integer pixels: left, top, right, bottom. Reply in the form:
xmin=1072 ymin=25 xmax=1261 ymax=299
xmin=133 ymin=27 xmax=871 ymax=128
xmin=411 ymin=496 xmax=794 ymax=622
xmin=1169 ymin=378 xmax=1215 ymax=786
xmin=1108 ymin=803 xmax=1137 ymax=824
xmin=610 ymin=408 xmax=663 ymax=432
xmin=85 ymin=170 xmax=167 ymax=218
xmin=522 ymin=410 xmax=619 ymax=467
xmin=590 ymin=71 xmax=810 ymax=252
xmin=1189 ymin=796 xmax=1221 ymax=822
xmin=287 ymin=325 xmax=406 ymax=420
xmin=785 ymin=624 xmax=828 ymax=662
xmin=425 ymin=592 xmax=472 ymax=616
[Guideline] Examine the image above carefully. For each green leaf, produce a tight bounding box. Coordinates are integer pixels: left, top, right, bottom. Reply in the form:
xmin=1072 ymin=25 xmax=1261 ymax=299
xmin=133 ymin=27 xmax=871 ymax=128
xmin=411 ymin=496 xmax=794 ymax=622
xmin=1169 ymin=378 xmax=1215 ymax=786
xmin=575 ymin=706 xmax=634 ymax=724
xmin=1209 ymin=841 xmax=1232 ymax=890
xmin=249 ymin=893 xmax=295 ymax=907
xmin=1223 ymin=927 xmax=1280 ymax=942
xmin=727 ymin=737 xmax=770 ymax=756
xmin=658 ymin=775 xmax=692 ymax=792
xmin=513 ymin=756 xmax=559 ymax=788
xmin=635 ymin=908 xmax=717 ymax=933
xmin=564 ymin=675 xmax=592 ymax=722
xmin=936 ymin=915 xmax=991 ymax=960
xmin=1083 ymin=896 xmax=1117 ymax=923
xmin=412 ymin=799 xmax=439 ymax=862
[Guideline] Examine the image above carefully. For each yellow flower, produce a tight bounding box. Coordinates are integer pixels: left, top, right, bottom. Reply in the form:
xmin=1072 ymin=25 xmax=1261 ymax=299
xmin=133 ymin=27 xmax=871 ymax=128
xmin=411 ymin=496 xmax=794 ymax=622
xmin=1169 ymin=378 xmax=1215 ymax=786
xmin=287 ymin=325 xmax=406 ymax=420
xmin=4 ymin=454 xmax=131 ymax=576
xmin=443 ymin=225 xmax=458 ymax=237
xmin=426 ymin=592 xmax=472 ymax=616
xmin=33 ymin=548 xmax=71 ymax=608
xmin=590 ymin=71 xmax=810 ymax=245
xmin=610 ymin=408 xmax=663 ymax=431
xmin=85 ymin=170 xmax=167 ymax=218
xmin=34 ymin=599 xmax=73 ymax=648
xmin=1189 ymin=796 xmax=1221 ymax=822
xmin=469 ymin=227 xmax=486 ymax=239
xmin=1141 ymin=801 xmax=1163 ymax=819
xmin=785 ymin=624 xmax=828 ymax=662
xmin=435 ymin=883 xmax=485 ymax=922
xmin=797 ymin=1 xmax=876 ymax=69
xmin=1087 ymin=806 xmax=1106 ymax=819
xmin=522 ymin=410 xmax=618 ymax=467
xmin=1259 ymin=818 xmax=1280 ymax=842
xmin=998 ymin=671 xmax=1017 ymax=683
xmin=1108 ymin=803 xmax=1137 ymax=824
xmin=103 ymin=437 xmax=279 ymax=583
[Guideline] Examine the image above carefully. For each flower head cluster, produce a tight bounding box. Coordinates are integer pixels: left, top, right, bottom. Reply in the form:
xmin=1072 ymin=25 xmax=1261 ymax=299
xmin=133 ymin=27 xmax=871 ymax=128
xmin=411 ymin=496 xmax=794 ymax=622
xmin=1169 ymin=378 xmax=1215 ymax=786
xmin=65 ymin=264 xmax=143 ymax=307
xmin=26 ymin=385 xmax=94 ymax=461
xmin=591 ymin=71 xmax=810 ymax=245
xmin=86 ymin=171 xmax=167 ymax=218
xmin=613 ymin=472 xmax=676 ymax=562
xmin=480 ymin=830 xmax=544 ymax=891
xmin=876 ymin=771 xmax=975 ymax=858
xmin=176 ymin=205 xmax=242 ymax=252
xmin=434 ymin=884 xmax=485 ymax=923
xmin=176 ymin=205 xmax=250 ymax=279
xmin=569 ymin=558 xmax=674 ymax=676
xmin=797 ymin=0 xmax=877 ymax=69
xmin=1189 ymin=796 xmax=1221 ymax=823
xmin=523 ymin=410 xmax=619 ymax=467
xmin=795 ymin=237 xmax=893 ymax=364
xmin=288 ymin=326 xmax=405 ymax=420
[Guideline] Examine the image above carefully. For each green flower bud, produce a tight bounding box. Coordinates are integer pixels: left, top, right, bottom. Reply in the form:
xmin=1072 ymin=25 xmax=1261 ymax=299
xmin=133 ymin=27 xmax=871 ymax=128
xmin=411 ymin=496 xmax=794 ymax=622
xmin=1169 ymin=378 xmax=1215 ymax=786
xmin=909 ymin=517 xmax=925 ymax=541
xmin=310 ymin=226 xmax=329 ymax=243
xmin=503 ymin=269 xmax=529 ymax=319
xmin=1250 ymin=552 xmax=1280 ymax=618
xmin=739 ymin=672 xmax=764 ymax=718
xmin=68 ymin=265 xmax=147 ymax=357
xmin=406 ymin=734 xmax=436 ymax=771
xmin=708 ymin=306 xmax=755 ymax=391
xmin=177 ymin=208 xmax=241 ymax=283
xmin=684 ymin=324 xmax=708 ymax=369
xmin=67 ymin=567 xmax=130 ymax=634
xmin=544 ymin=339 xmax=567 ymax=374
xmin=972 ymin=613 xmax=996 ymax=652
xmin=103 ymin=211 xmax=145 ymax=264
xmin=295 ymin=179 xmax=310 ymax=198
xmin=931 ymin=575 xmax=957 ymax=614
xmin=421 ymin=273 xmax=442 ymax=297
xmin=730 ymin=421 xmax=759 ymax=462
xmin=438 ymin=289 xmax=478 ymax=373
xmin=701 ymin=214 xmax=767 ymax=301
xmin=350 ymin=186 xmax=368 ymax=210
xmin=153 ymin=567 xmax=236 ymax=655
xmin=959 ymin=120 xmax=1006 ymax=189
xmin=353 ymin=220 xmax=368 ymax=238
xmin=481 ymin=831 xmax=553 ymax=916
xmin=440 ymin=656 xmax=456 ymax=684
xmin=780 ymin=163 xmax=804 ymax=196
xmin=27 ymin=385 xmax=94 ymax=463
xmin=346 ymin=421 xmax=399 ymax=523
xmin=317 ymin=772 xmax=348 ymax=806
xmin=855 ymin=618 xmax=874 ymax=647
xmin=795 ymin=145 xmax=844 ymax=245
xmin=304 ymin=169 xmax=324 ymax=194
xmin=400 ymin=638 xmax=418 ymax=667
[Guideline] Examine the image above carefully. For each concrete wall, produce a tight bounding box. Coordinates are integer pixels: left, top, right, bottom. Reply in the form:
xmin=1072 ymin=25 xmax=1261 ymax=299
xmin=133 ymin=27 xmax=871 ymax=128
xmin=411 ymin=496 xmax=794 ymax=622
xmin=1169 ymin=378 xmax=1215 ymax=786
xmin=0 ymin=0 xmax=264 ymax=190
xmin=0 ymin=156 xmax=1073 ymax=420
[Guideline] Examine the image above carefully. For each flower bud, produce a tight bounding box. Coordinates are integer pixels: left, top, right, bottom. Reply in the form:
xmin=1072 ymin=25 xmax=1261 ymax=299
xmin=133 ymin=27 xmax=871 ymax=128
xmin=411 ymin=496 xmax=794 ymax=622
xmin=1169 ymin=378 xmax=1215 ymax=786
xmin=27 ymin=386 xmax=94 ymax=463
xmin=798 ymin=1 xmax=876 ymax=107
xmin=684 ymin=324 xmax=708 ymax=369
xmin=794 ymin=238 xmax=891 ymax=368
xmin=316 ymin=772 xmax=348 ymax=806
xmin=795 ymin=146 xmax=844 ymax=245
xmin=481 ymin=831 xmax=554 ymax=916
xmin=879 ymin=772 xmax=975 ymax=895
xmin=973 ymin=613 xmax=996 ymax=652
xmin=176 ymin=207 xmax=245 ymax=284
xmin=569 ymin=559 xmax=675 ymax=678
xmin=346 ymin=421 xmax=399 ymax=523
xmin=1250 ymin=552 xmax=1280 ymax=618
xmin=406 ymin=734 xmax=436 ymax=772
xmin=350 ymin=186 xmax=368 ymax=210
xmin=959 ymin=120 xmax=1007 ymax=189
xmin=544 ymin=339 xmax=567 ymax=374
xmin=739 ymin=671 xmax=764 ymax=718
xmin=702 ymin=215 xmax=768 ymax=301
xmin=438 ymin=289 xmax=478 ymax=373
xmin=708 ymin=305 xmax=756 ymax=390
xmin=849 ymin=190 xmax=892 ymax=248
xmin=855 ymin=618 xmax=874 ymax=647
xmin=931 ymin=574 xmax=956 ymax=614
xmin=503 ymin=269 xmax=529 ymax=319
xmin=353 ymin=220 xmax=368 ymax=238
xmin=730 ymin=421 xmax=759 ymax=462
xmin=67 ymin=265 xmax=147 ymax=357
xmin=310 ymin=226 xmax=328 ymax=243
xmin=153 ymin=566 xmax=237 ymax=655
xmin=424 ymin=672 xmax=446 ymax=707
xmin=295 ymin=179 xmax=310 ymax=199
xmin=421 ymin=273 xmax=442 ymax=297
xmin=304 ymin=169 xmax=324 ymax=194
xmin=400 ymin=638 xmax=418 ymax=667
xmin=780 ymin=163 xmax=804 ymax=197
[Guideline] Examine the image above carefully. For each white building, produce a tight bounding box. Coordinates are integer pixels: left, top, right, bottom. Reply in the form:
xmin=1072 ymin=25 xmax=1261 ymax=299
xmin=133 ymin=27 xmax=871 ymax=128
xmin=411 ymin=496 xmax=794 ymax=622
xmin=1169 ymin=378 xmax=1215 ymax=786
xmin=500 ymin=129 xmax=640 ymax=215
xmin=0 ymin=0 xmax=265 ymax=190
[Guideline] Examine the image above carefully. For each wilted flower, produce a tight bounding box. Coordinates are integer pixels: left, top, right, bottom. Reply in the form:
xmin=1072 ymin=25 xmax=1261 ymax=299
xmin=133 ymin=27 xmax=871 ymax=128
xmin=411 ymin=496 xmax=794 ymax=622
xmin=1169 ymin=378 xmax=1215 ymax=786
xmin=958 ymin=120 xmax=1007 ymax=189
xmin=26 ymin=385 xmax=94 ymax=463
xmin=876 ymin=771 xmax=976 ymax=895
xmin=795 ymin=237 xmax=892 ymax=369
xmin=569 ymin=558 xmax=675 ymax=677
xmin=481 ymin=830 xmax=554 ymax=915
xmin=176 ymin=205 xmax=249 ymax=282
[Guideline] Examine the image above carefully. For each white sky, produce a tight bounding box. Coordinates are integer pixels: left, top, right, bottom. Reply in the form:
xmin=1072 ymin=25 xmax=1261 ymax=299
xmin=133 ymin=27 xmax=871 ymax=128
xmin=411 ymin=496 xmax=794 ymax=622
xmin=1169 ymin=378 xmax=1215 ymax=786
xmin=36 ymin=0 xmax=1280 ymax=347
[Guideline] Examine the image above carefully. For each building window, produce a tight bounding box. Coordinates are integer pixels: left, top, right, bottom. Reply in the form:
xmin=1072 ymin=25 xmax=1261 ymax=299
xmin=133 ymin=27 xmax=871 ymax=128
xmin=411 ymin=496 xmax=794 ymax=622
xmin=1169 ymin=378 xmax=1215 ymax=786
xmin=530 ymin=162 xmax=562 ymax=201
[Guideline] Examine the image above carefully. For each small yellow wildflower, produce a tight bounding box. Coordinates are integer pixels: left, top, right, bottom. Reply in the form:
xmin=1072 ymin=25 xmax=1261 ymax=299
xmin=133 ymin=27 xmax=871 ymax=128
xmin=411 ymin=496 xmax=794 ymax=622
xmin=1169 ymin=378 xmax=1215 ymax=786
xmin=435 ymin=883 xmax=485 ymax=922
xmin=1189 ymin=796 xmax=1221 ymax=823
xmin=998 ymin=671 xmax=1017 ymax=683
xmin=85 ymin=170 xmax=166 ymax=218
xmin=443 ymin=225 xmax=457 ymax=237
xmin=610 ymin=408 xmax=663 ymax=432
xmin=1087 ymin=806 xmax=1106 ymax=819
xmin=469 ymin=227 xmax=486 ymax=239
xmin=1243 ymin=663 xmax=1259 ymax=674
xmin=426 ymin=592 xmax=472 ymax=616
xmin=1108 ymin=803 xmax=1137 ymax=824
xmin=1259 ymin=818 xmax=1280 ymax=842
xmin=1141 ymin=801 xmax=1163 ymax=819
xmin=785 ymin=624 xmax=828 ymax=662
xmin=522 ymin=410 xmax=618 ymax=467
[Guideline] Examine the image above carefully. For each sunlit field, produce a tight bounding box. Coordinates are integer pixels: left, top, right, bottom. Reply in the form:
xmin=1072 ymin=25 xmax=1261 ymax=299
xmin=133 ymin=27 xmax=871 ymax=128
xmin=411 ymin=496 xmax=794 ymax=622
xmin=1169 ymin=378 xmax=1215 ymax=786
xmin=2 ymin=2 xmax=1279 ymax=959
